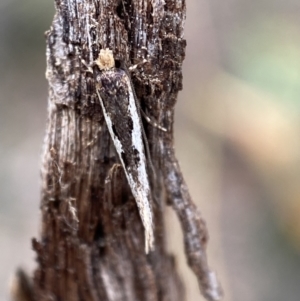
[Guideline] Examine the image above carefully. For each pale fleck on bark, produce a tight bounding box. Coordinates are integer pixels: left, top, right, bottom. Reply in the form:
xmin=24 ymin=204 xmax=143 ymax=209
xmin=17 ymin=0 xmax=223 ymax=301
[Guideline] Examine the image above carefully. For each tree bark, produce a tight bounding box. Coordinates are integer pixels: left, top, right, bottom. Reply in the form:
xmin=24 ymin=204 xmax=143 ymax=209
xmin=30 ymin=1 xmax=222 ymax=301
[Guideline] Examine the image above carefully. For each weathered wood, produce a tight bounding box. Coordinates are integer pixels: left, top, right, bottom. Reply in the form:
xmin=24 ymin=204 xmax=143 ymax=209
xmin=30 ymin=0 xmax=222 ymax=300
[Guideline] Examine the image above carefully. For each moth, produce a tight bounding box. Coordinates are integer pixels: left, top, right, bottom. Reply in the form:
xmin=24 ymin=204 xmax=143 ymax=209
xmin=94 ymin=48 xmax=154 ymax=253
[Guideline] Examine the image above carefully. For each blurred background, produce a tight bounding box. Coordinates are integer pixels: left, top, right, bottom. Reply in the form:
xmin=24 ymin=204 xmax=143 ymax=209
xmin=1 ymin=0 xmax=300 ymax=300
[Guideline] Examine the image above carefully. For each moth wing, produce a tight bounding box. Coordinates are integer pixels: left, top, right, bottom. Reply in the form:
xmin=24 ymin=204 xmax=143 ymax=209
xmin=97 ymin=69 xmax=154 ymax=252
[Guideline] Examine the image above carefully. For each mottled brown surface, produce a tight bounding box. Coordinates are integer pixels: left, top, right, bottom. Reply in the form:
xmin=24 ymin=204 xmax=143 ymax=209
xmin=31 ymin=0 xmax=221 ymax=300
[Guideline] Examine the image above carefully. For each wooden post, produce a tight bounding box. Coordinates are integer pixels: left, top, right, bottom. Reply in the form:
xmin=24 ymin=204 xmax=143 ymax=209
xmin=23 ymin=1 xmax=222 ymax=300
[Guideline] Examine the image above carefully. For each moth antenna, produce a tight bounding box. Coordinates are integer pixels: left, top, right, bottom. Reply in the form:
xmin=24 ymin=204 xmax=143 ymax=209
xmin=81 ymin=58 xmax=94 ymax=74
xmin=140 ymin=118 xmax=157 ymax=181
xmin=140 ymin=109 xmax=167 ymax=132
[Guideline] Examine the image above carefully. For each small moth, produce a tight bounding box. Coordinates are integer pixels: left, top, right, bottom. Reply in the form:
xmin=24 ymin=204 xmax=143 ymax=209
xmin=94 ymin=48 xmax=154 ymax=253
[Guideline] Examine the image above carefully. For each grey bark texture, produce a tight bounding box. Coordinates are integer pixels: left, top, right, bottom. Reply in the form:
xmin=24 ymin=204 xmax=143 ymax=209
xmin=29 ymin=1 xmax=222 ymax=301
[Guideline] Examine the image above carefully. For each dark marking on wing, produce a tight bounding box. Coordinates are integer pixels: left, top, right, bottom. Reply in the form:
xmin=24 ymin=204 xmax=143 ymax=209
xmin=128 ymin=117 xmax=133 ymax=132
xmin=112 ymin=124 xmax=119 ymax=139
xmin=121 ymin=151 xmax=129 ymax=168
xmin=133 ymin=147 xmax=140 ymax=165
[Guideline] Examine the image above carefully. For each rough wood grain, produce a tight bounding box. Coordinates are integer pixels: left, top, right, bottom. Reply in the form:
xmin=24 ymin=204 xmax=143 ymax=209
xmin=30 ymin=0 xmax=222 ymax=300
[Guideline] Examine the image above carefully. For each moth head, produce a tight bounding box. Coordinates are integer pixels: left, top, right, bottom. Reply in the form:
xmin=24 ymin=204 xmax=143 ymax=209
xmin=96 ymin=48 xmax=115 ymax=71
